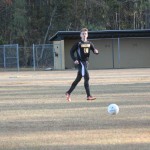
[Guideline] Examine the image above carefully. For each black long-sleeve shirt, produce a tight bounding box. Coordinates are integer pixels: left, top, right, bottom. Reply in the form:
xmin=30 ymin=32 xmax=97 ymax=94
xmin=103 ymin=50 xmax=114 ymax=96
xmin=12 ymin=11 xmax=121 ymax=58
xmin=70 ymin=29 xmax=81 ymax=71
xmin=70 ymin=40 xmax=95 ymax=62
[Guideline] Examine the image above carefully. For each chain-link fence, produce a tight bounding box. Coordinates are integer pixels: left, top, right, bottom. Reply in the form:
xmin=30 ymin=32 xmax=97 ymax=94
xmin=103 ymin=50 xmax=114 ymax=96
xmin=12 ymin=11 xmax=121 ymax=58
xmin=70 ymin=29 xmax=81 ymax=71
xmin=32 ymin=44 xmax=54 ymax=71
xmin=0 ymin=44 xmax=60 ymax=71
xmin=0 ymin=44 xmax=19 ymax=71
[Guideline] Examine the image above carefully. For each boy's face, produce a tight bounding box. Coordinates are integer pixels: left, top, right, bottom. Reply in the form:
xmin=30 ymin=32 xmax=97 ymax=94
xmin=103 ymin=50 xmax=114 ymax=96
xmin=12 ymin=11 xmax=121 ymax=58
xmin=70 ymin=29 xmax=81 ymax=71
xmin=80 ymin=31 xmax=88 ymax=40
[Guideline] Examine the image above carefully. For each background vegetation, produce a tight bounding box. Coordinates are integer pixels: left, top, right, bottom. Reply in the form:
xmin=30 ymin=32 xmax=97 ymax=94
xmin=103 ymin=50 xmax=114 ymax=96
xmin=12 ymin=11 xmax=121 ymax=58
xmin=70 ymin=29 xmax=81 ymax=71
xmin=0 ymin=0 xmax=150 ymax=46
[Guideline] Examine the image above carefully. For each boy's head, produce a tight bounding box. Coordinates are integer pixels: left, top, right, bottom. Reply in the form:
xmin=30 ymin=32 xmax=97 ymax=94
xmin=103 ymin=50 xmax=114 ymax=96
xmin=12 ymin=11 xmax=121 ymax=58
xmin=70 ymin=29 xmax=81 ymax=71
xmin=80 ymin=28 xmax=88 ymax=33
xmin=80 ymin=28 xmax=88 ymax=41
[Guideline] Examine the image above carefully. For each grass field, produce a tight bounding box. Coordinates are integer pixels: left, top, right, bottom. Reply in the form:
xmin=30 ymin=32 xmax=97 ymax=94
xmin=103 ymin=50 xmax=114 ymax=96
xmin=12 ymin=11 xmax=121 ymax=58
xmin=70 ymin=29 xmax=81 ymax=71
xmin=0 ymin=69 xmax=150 ymax=150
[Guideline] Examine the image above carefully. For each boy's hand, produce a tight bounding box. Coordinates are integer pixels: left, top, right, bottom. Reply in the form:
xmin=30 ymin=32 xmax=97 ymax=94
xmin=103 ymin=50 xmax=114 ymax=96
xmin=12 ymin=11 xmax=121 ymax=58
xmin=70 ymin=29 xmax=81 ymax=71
xmin=94 ymin=49 xmax=99 ymax=54
xmin=74 ymin=60 xmax=79 ymax=65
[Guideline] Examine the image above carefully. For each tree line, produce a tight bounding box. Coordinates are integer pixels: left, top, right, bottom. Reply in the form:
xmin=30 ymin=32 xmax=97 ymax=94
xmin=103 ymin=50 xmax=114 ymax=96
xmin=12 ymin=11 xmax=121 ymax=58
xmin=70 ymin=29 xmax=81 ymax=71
xmin=0 ymin=0 xmax=150 ymax=46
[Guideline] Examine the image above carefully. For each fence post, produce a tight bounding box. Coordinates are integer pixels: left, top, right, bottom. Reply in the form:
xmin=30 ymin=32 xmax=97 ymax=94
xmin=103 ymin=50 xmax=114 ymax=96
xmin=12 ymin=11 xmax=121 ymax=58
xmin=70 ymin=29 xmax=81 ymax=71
xmin=117 ymin=37 xmax=120 ymax=68
xmin=3 ymin=45 xmax=6 ymax=69
xmin=111 ymin=37 xmax=115 ymax=69
xmin=32 ymin=44 xmax=35 ymax=71
xmin=16 ymin=44 xmax=19 ymax=71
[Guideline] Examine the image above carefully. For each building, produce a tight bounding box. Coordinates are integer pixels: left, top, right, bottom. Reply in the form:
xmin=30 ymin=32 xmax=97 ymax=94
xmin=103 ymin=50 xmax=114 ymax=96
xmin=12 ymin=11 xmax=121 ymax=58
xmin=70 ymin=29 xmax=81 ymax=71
xmin=49 ymin=30 xmax=150 ymax=70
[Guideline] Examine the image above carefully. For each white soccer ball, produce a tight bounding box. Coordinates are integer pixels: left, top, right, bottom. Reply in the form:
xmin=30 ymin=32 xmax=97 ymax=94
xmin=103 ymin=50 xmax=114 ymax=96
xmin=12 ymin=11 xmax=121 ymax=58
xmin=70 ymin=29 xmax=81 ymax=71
xmin=107 ymin=104 xmax=119 ymax=115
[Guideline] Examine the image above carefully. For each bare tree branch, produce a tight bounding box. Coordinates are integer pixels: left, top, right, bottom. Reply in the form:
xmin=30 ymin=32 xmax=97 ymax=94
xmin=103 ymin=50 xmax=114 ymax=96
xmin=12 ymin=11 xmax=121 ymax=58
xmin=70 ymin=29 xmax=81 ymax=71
xmin=40 ymin=6 xmax=57 ymax=59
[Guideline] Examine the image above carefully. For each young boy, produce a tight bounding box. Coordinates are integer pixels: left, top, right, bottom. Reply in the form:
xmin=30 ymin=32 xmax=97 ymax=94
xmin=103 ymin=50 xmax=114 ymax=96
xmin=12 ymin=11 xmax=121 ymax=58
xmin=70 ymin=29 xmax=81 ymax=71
xmin=66 ymin=28 xmax=99 ymax=102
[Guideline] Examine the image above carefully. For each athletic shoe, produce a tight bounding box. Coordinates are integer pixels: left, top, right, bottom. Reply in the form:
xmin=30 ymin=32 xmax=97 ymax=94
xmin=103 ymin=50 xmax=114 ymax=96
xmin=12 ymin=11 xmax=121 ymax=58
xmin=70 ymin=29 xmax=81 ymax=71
xmin=65 ymin=93 xmax=71 ymax=102
xmin=87 ymin=96 xmax=96 ymax=101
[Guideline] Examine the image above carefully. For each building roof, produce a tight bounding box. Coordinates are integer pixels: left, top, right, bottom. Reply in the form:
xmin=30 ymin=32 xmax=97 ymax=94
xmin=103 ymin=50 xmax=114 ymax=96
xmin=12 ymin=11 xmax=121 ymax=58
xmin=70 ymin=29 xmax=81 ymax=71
xmin=49 ymin=29 xmax=150 ymax=41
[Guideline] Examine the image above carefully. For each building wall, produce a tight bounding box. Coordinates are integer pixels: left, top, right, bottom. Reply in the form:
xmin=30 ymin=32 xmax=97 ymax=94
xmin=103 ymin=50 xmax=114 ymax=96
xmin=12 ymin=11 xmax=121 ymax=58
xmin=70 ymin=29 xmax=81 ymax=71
xmin=62 ymin=37 xmax=150 ymax=69
xmin=88 ymin=39 xmax=114 ymax=69
xmin=114 ymin=37 xmax=150 ymax=68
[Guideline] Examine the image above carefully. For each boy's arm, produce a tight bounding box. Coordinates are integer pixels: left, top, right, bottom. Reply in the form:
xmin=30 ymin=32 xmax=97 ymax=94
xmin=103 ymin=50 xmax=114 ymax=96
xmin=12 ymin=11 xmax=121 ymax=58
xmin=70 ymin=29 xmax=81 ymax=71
xmin=70 ymin=42 xmax=79 ymax=62
xmin=90 ymin=42 xmax=99 ymax=54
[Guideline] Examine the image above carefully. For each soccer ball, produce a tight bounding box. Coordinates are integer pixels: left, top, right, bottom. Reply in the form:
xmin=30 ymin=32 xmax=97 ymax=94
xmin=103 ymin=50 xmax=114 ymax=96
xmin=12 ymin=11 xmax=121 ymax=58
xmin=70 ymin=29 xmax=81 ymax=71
xmin=107 ymin=104 xmax=119 ymax=115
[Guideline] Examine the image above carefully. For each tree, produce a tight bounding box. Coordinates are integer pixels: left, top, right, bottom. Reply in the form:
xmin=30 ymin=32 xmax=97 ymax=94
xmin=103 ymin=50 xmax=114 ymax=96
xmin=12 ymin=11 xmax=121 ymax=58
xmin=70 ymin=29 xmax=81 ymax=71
xmin=1 ymin=0 xmax=150 ymax=46
xmin=10 ymin=0 xmax=27 ymax=44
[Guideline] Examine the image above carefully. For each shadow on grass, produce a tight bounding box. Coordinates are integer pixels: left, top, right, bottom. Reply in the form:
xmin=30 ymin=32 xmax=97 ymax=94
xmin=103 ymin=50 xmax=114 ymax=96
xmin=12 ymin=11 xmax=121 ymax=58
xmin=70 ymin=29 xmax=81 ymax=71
xmin=3 ymin=143 xmax=150 ymax=150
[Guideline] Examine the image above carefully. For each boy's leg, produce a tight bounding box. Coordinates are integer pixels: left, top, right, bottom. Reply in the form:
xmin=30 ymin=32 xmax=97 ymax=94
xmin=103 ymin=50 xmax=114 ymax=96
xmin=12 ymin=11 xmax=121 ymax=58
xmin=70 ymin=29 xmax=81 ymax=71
xmin=84 ymin=69 xmax=90 ymax=97
xmin=67 ymin=71 xmax=82 ymax=94
xmin=84 ymin=69 xmax=96 ymax=100
xmin=66 ymin=71 xmax=82 ymax=101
